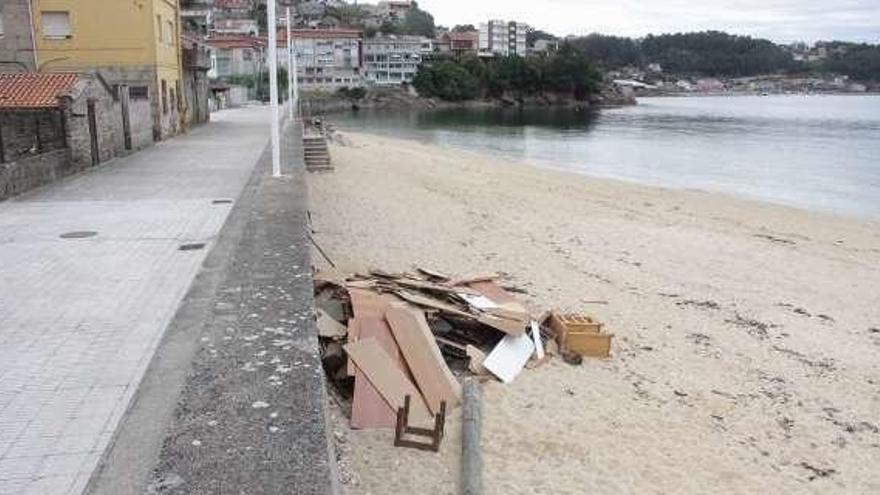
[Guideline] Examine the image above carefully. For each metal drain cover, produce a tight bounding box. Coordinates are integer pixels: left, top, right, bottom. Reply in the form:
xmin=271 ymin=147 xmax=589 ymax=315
xmin=212 ymin=199 xmax=233 ymax=205
xmin=179 ymin=243 xmax=206 ymax=251
xmin=60 ymin=231 xmax=98 ymax=239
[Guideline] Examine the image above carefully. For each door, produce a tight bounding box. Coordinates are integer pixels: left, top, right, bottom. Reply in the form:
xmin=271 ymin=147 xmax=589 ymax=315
xmin=120 ymin=86 xmax=132 ymax=150
xmin=87 ymin=100 xmax=99 ymax=166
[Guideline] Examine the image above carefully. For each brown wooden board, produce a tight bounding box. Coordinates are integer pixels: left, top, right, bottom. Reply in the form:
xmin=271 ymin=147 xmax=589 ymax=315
xmin=386 ymin=304 xmax=462 ymax=414
xmin=350 ymin=317 xmax=407 ymax=429
xmin=346 ymin=338 xmax=431 ymax=424
xmin=349 ymin=288 xmax=394 ymax=319
xmin=394 ymin=290 xmax=473 ymax=318
xmin=468 ymin=280 xmax=519 ymax=305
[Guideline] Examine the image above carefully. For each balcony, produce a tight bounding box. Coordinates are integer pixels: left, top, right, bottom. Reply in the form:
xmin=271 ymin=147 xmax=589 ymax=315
xmin=183 ymin=45 xmax=213 ymax=71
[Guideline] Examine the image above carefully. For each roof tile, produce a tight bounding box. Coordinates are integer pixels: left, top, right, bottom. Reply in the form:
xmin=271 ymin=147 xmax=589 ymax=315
xmin=0 ymin=73 xmax=79 ymax=109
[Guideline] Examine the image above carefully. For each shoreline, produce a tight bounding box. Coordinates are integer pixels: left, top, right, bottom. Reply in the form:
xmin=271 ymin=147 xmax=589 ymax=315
xmin=308 ymin=131 xmax=880 ymax=494
xmin=330 ymin=128 xmax=880 ymax=226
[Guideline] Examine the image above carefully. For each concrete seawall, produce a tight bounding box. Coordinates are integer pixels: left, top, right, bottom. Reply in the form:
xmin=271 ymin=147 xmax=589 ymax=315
xmin=87 ymin=118 xmax=337 ymax=494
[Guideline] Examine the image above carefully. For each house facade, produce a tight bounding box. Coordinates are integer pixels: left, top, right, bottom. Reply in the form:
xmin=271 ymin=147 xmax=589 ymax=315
xmin=208 ymin=35 xmax=265 ymax=78
xmin=29 ymin=0 xmax=184 ymax=141
xmin=277 ymin=29 xmax=364 ymax=89
xmin=437 ymin=31 xmax=478 ymax=56
xmin=363 ymin=35 xmax=432 ymax=86
xmin=479 ymin=20 xmax=528 ymax=57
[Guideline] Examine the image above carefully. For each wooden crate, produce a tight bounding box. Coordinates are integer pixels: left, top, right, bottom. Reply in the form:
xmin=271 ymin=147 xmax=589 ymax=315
xmin=559 ymin=314 xmax=603 ymax=334
xmin=567 ymin=331 xmax=613 ymax=358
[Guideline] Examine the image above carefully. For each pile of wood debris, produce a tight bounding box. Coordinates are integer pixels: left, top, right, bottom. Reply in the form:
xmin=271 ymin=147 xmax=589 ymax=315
xmin=314 ymin=267 xmax=613 ymax=437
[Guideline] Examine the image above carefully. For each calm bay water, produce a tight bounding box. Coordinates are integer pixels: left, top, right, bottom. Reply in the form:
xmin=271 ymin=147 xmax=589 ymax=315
xmin=331 ymin=95 xmax=880 ymax=218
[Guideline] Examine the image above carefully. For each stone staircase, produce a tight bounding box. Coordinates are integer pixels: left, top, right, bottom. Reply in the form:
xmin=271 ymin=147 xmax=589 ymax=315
xmin=303 ymin=134 xmax=332 ymax=172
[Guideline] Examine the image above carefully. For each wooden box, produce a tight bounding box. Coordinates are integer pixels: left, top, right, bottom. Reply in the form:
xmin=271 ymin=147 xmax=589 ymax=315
xmin=567 ymin=331 xmax=613 ymax=358
xmin=559 ymin=314 xmax=603 ymax=334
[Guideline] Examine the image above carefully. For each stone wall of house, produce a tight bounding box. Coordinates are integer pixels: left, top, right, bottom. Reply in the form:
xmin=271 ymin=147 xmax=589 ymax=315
xmin=0 ymin=0 xmax=36 ymax=72
xmin=0 ymin=149 xmax=68 ymax=201
xmin=92 ymin=66 xmax=161 ymax=143
xmin=0 ymin=111 xmax=66 ymax=163
xmin=63 ymin=78 xmax=125 ymax=170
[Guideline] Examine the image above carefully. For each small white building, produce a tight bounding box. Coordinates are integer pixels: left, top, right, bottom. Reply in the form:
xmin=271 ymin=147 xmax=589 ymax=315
xmin=479 ymin=20 xmax=527 ymax=57
xmin=363 ymin=35 xmax=432 ymax=86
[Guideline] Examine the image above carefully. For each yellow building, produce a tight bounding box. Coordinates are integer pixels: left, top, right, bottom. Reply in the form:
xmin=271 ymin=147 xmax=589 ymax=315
xmin=32 ymin=0 xmax=183 ymax=140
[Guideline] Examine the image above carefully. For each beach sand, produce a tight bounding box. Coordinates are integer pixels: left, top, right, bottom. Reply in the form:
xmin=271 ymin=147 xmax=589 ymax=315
xmin=307 ymin=131 xmax=880 ymax=494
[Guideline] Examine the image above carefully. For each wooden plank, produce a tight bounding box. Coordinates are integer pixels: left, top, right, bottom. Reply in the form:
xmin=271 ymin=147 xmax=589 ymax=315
xmin=448 ymin=273 xmax=499 ymax=286
xmin=530 ymin=320 xmax=545 ymax=360
xmin=351 ymin=371 xmax=396 ymax=429
xmin=394 ymin=290 xmax=473 ymax=318
xmin=386 ymin=304 xmax=462 ymax=414
xmin=349 ymin=288 xmax=394 ymax=319
xmin=476 ymin=314 xmax=527 ymax=336
xmin=482 ymin=333 xmax=535 ymax=384
xmin=416 ymin=266 xmax=451 ymax=281
xmin=468 ymin=280 xmax=519 ymax=305
xmin=350 ymin=316 xmax=405 ymax=429
xmin=345 ymin=339 xmax=431 ymax=423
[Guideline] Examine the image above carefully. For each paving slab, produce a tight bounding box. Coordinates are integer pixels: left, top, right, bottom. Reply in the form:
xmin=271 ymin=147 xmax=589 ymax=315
xmin=0 ymin=107 xmax=272 ymax=494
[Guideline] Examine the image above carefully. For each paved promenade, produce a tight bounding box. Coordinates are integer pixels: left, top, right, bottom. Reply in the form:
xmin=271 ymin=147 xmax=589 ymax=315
xmin=0 ymin=107 xmax=273 ymax=494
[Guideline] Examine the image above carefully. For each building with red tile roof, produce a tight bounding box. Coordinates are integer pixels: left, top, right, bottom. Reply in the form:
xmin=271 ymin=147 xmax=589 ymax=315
xmin=0 ymin=73 xmax=80 ymax=109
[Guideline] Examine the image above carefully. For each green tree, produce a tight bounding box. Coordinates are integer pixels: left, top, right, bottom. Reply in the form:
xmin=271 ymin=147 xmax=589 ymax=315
xmin=327 ymin=4 xmax=368 ymax=29
xmin=640 ymin=31 xmax=795 ymax=76
xmin=545 ymin=44 xmax=602 ymax=100
xmin=569 ymin=34 xmax=642 ymax=69
xmin=412 ymin=61 xmax=480 ymax=101
xmin=822 ymin=43 xmax=880 ymax=81
xmin=403 ymin=2 xmax=435 ymax=37
xmin=452 ymin=24 xmax=477 ymax=33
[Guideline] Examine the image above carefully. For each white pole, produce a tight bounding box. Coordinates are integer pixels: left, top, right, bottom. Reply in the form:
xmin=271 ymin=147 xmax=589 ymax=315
xmin=292 ymin=27 xmax=299 ymax=120
xmin=268 ymin=0 xmax=281 ymax=177
xmin=286 ymin=6 xmax=293 ymax=121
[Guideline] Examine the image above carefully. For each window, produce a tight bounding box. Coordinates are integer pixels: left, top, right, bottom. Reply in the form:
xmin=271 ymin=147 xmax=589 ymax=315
xmin=42 ymin=11 xmax=71 ymax=39
xmin=166 ymin=20 xmax=173 ymax=45
xmin=130 ymin=86 xmax=149 ymax=100
xmin=243 ymin=49 xmax=253 ymax=61
xmin=156 ymin=15 xmax=163 ymax=42
xmin=161 ymin=80 xmax=168 ymax=114
xmin=0 ymin=11 xmax=5 ymax=38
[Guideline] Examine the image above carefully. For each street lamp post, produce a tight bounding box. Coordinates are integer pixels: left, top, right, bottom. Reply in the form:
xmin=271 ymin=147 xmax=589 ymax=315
xmin=267 ymin=0 xmax=281 ymax=177
xmin=286 ymin=7 xmax=294 ymax=121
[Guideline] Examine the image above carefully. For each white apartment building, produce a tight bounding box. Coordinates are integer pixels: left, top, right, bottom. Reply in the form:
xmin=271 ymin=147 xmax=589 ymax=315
xmin=479 ymin=20 xmax=528 ymax=57
xmin=363 ymin=35 xmax=432 ymax=86
xmin=277 ymin=29 xmax=364 ymax=89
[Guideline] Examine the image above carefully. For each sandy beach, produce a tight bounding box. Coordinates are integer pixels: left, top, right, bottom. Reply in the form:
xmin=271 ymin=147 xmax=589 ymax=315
xmin=307 ymin=131 xmax=880 ymax=494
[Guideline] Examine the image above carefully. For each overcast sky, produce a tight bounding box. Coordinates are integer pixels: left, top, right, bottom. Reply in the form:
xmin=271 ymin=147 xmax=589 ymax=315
xmin=417 ymin=0 xmax=879 ymax=43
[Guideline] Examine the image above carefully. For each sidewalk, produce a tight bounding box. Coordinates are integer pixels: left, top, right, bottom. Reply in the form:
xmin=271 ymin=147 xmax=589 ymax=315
xmin=0 ymin=107 xmax=303 ymax=494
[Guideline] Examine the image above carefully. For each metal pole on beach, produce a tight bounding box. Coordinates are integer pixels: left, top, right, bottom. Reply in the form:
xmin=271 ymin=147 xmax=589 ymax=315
xmin=268 ymin=0 xmax=281 ymax=177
